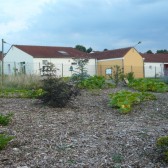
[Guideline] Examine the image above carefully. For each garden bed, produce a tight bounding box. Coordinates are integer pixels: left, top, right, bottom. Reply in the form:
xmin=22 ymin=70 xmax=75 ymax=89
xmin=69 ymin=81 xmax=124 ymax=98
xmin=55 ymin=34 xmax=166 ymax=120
xmin=0 ymin=86 xmax=168 ymax=167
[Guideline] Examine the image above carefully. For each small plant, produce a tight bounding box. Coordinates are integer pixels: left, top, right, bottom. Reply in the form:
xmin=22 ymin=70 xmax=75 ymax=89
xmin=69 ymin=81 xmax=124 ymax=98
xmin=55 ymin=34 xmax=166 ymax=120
xmin=112 ymin=153 xmax=124 ymax=163
xmin=108 ymin=65 xmax=124 ymax=86
xmin=0 ymin=134 xmax=14 ymax=150
xmin=109 ymin=90 xmax=156 ymax=114
xmin=38 ymin=77 xmax=79 ymax=107
xmin=124 ymin=72 xmax=135 ymax=83
xmin=156 ymin=136 xmax=168 ymax=162
xmin=0 ymin=113 xmax=13 ymax=126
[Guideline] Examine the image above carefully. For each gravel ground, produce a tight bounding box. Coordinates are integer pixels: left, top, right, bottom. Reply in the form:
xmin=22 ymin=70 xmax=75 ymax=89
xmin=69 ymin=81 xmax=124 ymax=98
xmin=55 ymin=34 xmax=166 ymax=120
xmin=0 ymin=87 xmax=168 ymax=168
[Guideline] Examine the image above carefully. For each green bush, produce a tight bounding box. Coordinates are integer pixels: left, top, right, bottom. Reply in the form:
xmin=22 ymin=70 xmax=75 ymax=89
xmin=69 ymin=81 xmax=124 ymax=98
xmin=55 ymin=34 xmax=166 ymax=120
xmin=156 ymin=136 xmax=168 ymax=162
xmin=78 ymin=75 xmax=114 ymax=89
xmin=128 ymin=78 xmax=168 ymax=92
xmin=38 ymin=77 xmax=79 ymax=107
xmin=109 ymin=90 xmax=156 ymax=114
xmin=0 ymin=134 xmax=14 ymax=150
xmin=0 ymin=113 xmax=13 ymax=126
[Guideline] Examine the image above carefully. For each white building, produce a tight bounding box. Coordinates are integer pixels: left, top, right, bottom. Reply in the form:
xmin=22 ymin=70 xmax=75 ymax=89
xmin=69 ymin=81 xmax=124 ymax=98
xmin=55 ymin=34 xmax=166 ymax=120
xmin=4 ymin=45 xmax=96 ymax=77
xmin=142 ymin=53 xmax=168 ymax=78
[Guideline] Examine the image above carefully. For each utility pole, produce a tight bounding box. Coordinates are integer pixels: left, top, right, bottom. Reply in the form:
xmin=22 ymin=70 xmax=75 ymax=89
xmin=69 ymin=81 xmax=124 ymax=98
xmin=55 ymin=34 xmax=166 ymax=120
xmin=1 ymin=39 xmax=5 ymax=86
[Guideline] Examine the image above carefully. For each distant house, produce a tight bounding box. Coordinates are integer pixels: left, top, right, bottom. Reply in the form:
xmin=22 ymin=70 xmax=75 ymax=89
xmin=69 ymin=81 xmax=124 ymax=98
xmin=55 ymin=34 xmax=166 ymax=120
xmin=89 ymin=47 xmax=144 ymax=78
xmin=142 ymin=53 xmax=168 ymax=77
xmin=4 ymin=45 xmax=96 ymax=77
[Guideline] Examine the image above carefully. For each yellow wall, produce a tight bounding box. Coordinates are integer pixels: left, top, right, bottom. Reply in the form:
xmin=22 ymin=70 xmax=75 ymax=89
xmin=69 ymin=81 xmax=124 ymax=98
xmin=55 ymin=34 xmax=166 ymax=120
xmin=123 ymin=48 xmax=144 ymax=78
xmin=96 ymin=48 xmax=144 ymax=78
xmin=97 ymin=59 xmax=123 ymax=76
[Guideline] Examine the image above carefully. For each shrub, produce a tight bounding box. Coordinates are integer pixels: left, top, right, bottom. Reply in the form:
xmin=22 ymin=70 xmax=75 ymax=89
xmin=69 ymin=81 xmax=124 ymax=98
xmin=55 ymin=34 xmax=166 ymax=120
xmin=156 ymin=136 xmax=168 ymax=162
xmin=109 ymin=90 xmax=156 ymax=114
xmin=0 ymin=134 xmax=14 ymax=150
xmin=38 ymin=77 xmax=79 ymax=107
xmin=128 ymin=78 xmax=168 ymax=92
xmin=0 ymin=113 xmax=13 ymax=126
xmin=78 ymin=75 xmax=114 ymax=89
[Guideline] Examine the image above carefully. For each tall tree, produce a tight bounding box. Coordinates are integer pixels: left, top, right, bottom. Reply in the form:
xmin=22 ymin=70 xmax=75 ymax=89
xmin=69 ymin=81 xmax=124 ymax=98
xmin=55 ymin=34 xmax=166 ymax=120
xmin=75 ymin=45 xmax=87 ymax=52
xmin=146 ymin=50 xmax=153 ymax=54
xmin=86 ymin=47 xmax=93 ymax=53
xmin=156 ymin=49 xmax=168 ymax=54
xmin=75 ymin=45 xmax=93 ymax=53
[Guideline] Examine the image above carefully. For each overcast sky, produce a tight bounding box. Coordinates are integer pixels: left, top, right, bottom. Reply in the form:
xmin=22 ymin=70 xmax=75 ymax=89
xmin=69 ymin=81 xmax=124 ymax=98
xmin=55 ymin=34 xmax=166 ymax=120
xmin=0 ymin=0 xmax=168 ymax=53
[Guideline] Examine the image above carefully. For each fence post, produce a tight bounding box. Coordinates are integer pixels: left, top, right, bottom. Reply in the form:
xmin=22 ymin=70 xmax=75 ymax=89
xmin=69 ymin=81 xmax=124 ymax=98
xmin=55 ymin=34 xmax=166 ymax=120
xmin=62 ymin=64 xmax=63 ymax=77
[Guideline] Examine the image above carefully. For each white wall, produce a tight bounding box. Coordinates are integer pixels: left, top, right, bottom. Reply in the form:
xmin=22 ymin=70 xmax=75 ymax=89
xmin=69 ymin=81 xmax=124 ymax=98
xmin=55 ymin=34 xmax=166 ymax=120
xmin=144 ymin=62 xmax=164 ymax=78
xmin=4 ymin=46 xmax=34 ymax=74
xmin=33 ymin=58 xmax=96 ymax=77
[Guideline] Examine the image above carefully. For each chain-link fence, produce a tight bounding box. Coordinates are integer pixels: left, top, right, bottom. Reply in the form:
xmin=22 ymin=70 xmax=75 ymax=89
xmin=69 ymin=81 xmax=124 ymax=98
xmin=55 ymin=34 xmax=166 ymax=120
xmin=1 ymin=62 xmax=168 ymax=79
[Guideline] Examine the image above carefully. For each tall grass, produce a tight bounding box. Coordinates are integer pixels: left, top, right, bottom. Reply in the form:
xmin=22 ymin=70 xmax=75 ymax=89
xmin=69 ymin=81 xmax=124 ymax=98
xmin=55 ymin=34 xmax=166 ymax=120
xmin=1 ymin=74 xmax=42 ymax=89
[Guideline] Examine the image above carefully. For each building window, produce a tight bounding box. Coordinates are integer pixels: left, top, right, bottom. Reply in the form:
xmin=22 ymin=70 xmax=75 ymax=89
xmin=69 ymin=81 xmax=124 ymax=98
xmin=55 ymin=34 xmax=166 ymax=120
xmin=149 ymin=66 xmax=152 ymax=69
xmin=8 ymin=64 xmax=11 ymax=74
xmin=71 ymin=62 xmax=77 ymax=65
xmin=106 ymin=68 xmax=112 ymax=75
xmin=42 ymin=60 xmax=48 ymax=65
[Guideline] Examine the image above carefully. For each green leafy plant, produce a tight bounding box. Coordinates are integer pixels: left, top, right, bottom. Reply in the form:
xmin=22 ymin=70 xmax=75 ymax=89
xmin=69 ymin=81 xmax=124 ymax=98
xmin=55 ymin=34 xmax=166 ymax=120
xmin=128 ymin=78 xmax=168 ymax=92
xmin=124 ymin=72 xmax=135 ymax=83
xmin=156 ymin=136 xmax=168 ymax=162
xmin=78 ymin=75 xmax=114 ymax=89
xmin=0 ymin=113 xmax=13 ymax=126
xmin=0 ymin=134 xmax=14 ymax=150
xmin=109 ymin=90 xmax=156 ymax=114
xmin=38 ymin=77 xmax=79 ymax=107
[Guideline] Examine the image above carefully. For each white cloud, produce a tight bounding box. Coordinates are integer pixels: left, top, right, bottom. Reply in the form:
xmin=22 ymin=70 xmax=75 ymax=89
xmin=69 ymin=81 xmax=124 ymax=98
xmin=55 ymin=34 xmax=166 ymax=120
xmin=0 ymin=0 xmax=56 ymax=36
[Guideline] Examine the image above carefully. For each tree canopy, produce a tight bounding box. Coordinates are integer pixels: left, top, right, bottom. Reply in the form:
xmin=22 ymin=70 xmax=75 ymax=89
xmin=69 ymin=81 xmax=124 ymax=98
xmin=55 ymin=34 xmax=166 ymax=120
xmin=75 ymin=45 xmax=93 ymax=53
xmin=146 ymin=50 xmax=153 ymax=54
xmin=156 ymin=49 xmax=168 ymax=54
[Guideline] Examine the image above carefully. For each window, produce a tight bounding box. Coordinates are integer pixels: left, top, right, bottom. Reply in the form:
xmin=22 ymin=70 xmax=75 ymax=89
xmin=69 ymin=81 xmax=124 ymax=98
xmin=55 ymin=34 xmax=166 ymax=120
xmin=42 ymin=60 xmax=48 ymax=65
xmin=71 ymin=62 xmax=77 ymax=65
xmin=149 ymin=66 xmax=152 ymax=69
xmin=106 ymin=68 xmax=112 ymax=75
xmin=8 ymin=64 xmax=11 ymax=74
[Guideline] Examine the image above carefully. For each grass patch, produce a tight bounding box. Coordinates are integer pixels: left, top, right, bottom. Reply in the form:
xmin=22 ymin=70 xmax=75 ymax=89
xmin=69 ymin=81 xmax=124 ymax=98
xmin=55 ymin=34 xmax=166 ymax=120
xmin=0 ymin=134 xmax=14 ymax=150
xmin=0 ymin=113 xmax=13 ymax=126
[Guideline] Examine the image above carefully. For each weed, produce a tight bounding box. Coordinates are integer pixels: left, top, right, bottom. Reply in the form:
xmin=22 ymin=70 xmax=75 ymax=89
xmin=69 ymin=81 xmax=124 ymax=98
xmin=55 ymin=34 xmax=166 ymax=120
xmin=0 ymin=113 xmax=13 ymax=126
xmin=156 ymin=136 xmax=168 ymax=162
xmin=0 ymin=134 xmax=14 ymax=150
xmin=112 ymin=153 xmax=124 ymax=163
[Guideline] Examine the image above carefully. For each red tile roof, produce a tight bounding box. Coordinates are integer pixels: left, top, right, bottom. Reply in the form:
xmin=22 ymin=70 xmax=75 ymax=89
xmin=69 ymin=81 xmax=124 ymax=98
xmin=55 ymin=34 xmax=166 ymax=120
xmin=13 ymin=45 xmax=88 ymax=59
xmin=89 ymin=47 xmax=132 ymax=60
xmin=142 ymin=53 xmax=168 ymax=63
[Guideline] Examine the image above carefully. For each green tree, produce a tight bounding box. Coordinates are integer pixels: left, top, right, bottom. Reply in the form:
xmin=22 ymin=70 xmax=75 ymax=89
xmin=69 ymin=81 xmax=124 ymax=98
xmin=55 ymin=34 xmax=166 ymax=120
xmin=146 ymin=50 xmax=153 ymax=54
xmin=75 ymin=45 xmax=87 ymax=52
xmin=86 ymin=47 xmax=93 ymax=53
xmin=156 ymin=49 xmax=168 ymax=54
xmin=75 ymin=45 xmax=93 ymax=53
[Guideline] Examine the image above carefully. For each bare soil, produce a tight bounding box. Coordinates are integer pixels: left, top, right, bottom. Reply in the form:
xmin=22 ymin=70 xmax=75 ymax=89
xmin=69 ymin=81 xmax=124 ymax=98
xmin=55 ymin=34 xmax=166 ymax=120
xmin=0 ymin=87 xmax=168 ymax=168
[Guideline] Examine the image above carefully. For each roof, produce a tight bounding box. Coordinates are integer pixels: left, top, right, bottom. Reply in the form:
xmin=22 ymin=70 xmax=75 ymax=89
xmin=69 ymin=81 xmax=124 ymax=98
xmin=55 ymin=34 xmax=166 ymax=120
xmin=88 ymin=47 xmax=132 ymax=60
xmin=142 ymin=53 xmax=168 ymax=63
xmin=13 ymin=45 xmax=88 ymax=59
